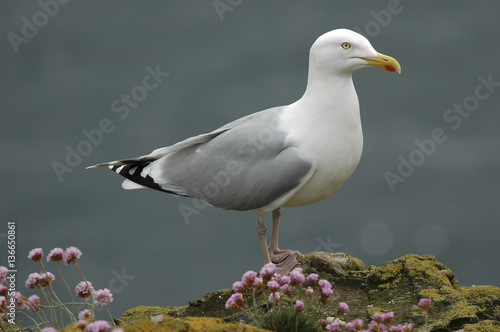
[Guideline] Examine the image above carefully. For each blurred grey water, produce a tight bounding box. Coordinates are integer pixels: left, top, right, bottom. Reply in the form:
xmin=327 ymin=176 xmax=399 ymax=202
xmin=1 ymin=1 xmax=499 ymax=319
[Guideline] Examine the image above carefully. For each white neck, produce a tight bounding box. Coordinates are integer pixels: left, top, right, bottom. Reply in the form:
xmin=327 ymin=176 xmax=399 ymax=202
xmin=287 ymin=63 xmax=361 ymax=128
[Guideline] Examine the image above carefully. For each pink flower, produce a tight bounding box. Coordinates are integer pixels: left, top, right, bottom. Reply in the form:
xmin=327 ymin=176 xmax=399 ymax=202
xmin=41 ymin=328 xmax=58 ymax=332
xmin=289 ymin=267 xmax=305 ymax=286
xmin=25 ymin=273 xmax=43 ymax=289
xmin=78 ymin=309 xmax=91 ymax=321
xmin=259 ymin=263 xmax=276 ymax=281
xmin=318 ymin=279 xmax=332 ymax=290
xmin=47 ymin=248 xmax=64 ymax=262
xmin=281 ymin=283 xmax=291 ymax=296
xmin=382 ymin=311 xmax=394 ymax=325
xmin=389 ymin=325 xmax=403 ymax=332
xmin=418 ymin=298 xmax=431 ymax=312
xmin=368 ymin=320 xmax=383 ymax=331
xmin=306 ymin=286 xmax=314 ymax=297
xmin=25 ymin=272 xmax=54 ymax=289
xmin=337 ymin=301 xmax=349 ymax=314
xmin=326 ymin=321 xmax=340 ymax=332
xmin=391 ymin=323 xmax=413 ymax=332
xmin=232 ymin=281 xmax=244 ymax=292
xmin=39 ymin=272 xmax=55 ymax=287
xmin=64 ymin=246 xmax=82 ymax=264
xmin=12 ymin=291 xmax=26 ymax=309
xmin=402 ymin=322 xmax=413 ymax=332
xmin=75 ymin=281 xmax=94 ymax=299
xmin=94 ymin=288 xmax=113 ymax=306
xmin=295 ymin=300 xmax=304 ymax=313
xmin=372 ymin=312 xmax=382 ymax=323
xmin=267 ymin=280 xmax=280 ymax=292
xmin=307 ymin=273 xmax=319 ymax=286
xmin=0 ymin=266 xmax=8 ymax=283
xmin=242 ymin=271 xmax=257 ymax=288
xmin=253 ymin=277 xmax=263 ymax=289
xmin=345 ymin=322 xmax=355 ymax=330
xmin=0 ymin=296 xmax=6 ymax=309
xmin=352 ymin=318 xmax=364 ymax=330
xmin=318 ymin=279 xmax=333 ymax=304
xmin=85 ymin=320 xmax=111 ymax=332
xmin=26 ymin=295 xmax=41 ymax=313
xmin=278 ymin=275 xmax=290 ymax=286
xmin=268 ymin=291 xmax=280 ymax=304
xmin=28 ymin=248 xmax=43 ymax=262
xmin=112 ymin=328 xmax=124 ymax=332
xmin=225 ymin=292 xmax=245 ymax=309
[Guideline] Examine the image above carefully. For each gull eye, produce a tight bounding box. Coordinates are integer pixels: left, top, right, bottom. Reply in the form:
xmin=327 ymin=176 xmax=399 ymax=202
xmin=341 ymin=42 xmax=351 ymax=50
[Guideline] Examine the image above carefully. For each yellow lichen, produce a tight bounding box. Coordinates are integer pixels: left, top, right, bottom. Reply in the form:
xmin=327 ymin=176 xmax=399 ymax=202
xmin=462 ymin=320 xmax=500 ymax=332
xmin=121 ymin=304 xmax=188 ymax=324
xmin=121 ymin=315 xmax=271 ymax=332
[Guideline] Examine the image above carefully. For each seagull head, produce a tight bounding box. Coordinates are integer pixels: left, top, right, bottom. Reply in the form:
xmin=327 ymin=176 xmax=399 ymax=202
xmin=310 ymin=29 xmax=401 ymax=76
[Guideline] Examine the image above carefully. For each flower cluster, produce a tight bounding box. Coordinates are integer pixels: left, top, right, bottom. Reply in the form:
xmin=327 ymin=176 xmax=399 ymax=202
xmin=225 ymin=263 xmax=341 ymax=331
xmin=25 ymin=272 xmax=56 ymax=289
xmin=226 ymin=263 xmax=336 ymax=311
xmin=225 ymin=263 xmax=430 ymax=332
xmin=1 ymin=246 xmax=119 ymax=331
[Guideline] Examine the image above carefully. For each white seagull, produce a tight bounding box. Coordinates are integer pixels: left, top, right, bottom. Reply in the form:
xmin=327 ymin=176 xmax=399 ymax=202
xmin=88 ymin=29 xmax=401 ymax=274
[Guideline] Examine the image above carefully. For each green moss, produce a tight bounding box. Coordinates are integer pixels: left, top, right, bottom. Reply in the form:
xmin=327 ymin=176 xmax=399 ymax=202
xmin=121 ymin=304 xmax=189 ymax=324
xmin=303 ymin=252 xmax=365 ymax=277
xmin=462 ymin=320 xmax=500 ymax=332
xmin=183 ymin=288 xmax=237 ymax=319
xmin=122 ymin=315 xmax=271 ymax=332
xmin=418 ymin=285 xmax=500 ymax=331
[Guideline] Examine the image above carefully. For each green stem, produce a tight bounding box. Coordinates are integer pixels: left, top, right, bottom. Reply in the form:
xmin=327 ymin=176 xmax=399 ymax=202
xmin=57 ymin=261 xmax=76 ymax=315
xmin=39 ymin=286 xmax=57 ymax=327
xmin=73 ymin=261 xmax=95 ymax=318
xmin=39 ymin=260 xmax=76 ymax=327
xmin=46 ymin=280 xmax=76 ymax=325
xmin=104 ymin=304 xmax=115 ymax=326
xmin=24 ymin=297 xmax=51 ymax=328
xmin=14 ymin=310 xmax=44 ymax=330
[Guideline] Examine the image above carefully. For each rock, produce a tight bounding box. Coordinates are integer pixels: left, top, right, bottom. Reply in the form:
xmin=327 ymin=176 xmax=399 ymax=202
xmin=121 ymin=304 xmax=188 ymax=323
xmin=121 ymin=315 xmax=270 ymax=332
xmin=303 ymin=252 xmax=365 ymax=277
xmin=461 ymin=320 xmax=500 ymax=332
xmin=419 ymin=285 xmax=500 ymax=331
xmin=117 ymin=253 xmax=500 ymax=332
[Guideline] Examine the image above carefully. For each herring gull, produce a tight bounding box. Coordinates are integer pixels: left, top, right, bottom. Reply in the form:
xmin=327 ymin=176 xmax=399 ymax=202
xmin=88 ymin=29 xmax=401 ymax=274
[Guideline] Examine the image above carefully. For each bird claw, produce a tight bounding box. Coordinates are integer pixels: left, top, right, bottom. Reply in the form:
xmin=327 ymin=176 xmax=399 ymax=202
xmin=269 ymin=248 xmax=303 ymax=276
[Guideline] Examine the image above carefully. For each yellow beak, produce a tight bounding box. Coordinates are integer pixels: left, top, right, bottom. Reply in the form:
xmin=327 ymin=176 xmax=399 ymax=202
xmin=360 ymin=52 xmax=401 ymax=74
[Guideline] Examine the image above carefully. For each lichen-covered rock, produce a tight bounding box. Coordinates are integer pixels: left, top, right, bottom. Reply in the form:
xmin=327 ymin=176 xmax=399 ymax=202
xmin=461 ymin=320 xmax=500 ymax=332
xmin=117 ymin=253 xmax=499 ymax=332
xmin=364 ymin=254 xmax=462 ymax=324
xmin=121 ymin=304 xmax=188 ymax=324
xmin=121 ymin=315 xmax=270 ymax=332
xmin=418 ymin=285 xmax=500 ymax=331
xmin=184 ymin=288 xmax=237 ymax=318
xmin=302 ymin=252 xmax=365 ymax=277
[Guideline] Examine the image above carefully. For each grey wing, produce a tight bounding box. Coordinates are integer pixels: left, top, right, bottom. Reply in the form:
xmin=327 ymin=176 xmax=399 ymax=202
xmin=147 ymin=110 xmax=313 ymax=211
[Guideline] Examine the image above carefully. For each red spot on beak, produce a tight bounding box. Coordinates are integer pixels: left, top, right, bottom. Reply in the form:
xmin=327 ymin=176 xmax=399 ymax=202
xmin=384 ymin=65 xmax=396 ymax=72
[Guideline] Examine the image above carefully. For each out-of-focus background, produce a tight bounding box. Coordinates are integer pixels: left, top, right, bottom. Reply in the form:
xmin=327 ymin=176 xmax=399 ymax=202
xmin=2 ymin=1 xmax=499 ymax=319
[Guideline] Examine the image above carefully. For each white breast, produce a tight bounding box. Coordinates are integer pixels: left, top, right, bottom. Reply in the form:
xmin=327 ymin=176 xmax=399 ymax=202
xmin=280 ymin=83 xmax=364 ymax=207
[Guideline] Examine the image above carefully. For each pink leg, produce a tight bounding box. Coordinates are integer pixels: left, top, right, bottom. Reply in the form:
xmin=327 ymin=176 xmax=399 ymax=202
xmin=255 ymin=212 xmax=271 ymax=264
xmin=267 ymin=208 xmax=302 ymax=275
